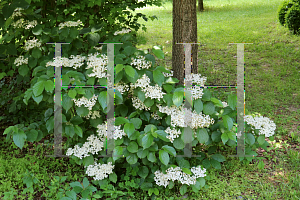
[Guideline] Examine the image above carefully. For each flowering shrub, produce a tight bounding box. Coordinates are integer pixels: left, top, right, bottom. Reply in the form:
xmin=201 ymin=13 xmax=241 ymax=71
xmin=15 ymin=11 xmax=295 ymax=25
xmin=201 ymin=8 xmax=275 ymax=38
xmin=1 ymin=0 xmax=277 ymax=199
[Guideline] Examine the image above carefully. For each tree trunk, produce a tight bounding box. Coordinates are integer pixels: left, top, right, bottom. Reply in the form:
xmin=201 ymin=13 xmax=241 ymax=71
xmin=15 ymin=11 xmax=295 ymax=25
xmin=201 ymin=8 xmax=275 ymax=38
xmin=172 ymin=0 xmax=198 ymax=86
xmin=198 ymin=0 xmax=204 ymax=12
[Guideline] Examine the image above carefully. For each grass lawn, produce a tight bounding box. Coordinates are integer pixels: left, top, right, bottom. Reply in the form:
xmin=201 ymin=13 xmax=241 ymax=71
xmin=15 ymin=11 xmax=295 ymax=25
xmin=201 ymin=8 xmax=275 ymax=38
xmin=1 ymin=0 xmax=300 ymax=199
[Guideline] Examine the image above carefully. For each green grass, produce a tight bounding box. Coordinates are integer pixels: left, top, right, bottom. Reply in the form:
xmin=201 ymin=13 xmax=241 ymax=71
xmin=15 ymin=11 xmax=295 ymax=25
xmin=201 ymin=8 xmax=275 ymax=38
xmin=1 ymin=0 xmax=300 ymax=199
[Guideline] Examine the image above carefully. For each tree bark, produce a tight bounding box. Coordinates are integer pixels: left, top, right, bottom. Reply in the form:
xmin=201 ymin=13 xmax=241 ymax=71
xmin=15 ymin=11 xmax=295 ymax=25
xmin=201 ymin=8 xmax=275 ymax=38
xmin=198 ymin=0 xmax=204 ymax=12
xmin=172 ymin=0 xmax=198 ymax=86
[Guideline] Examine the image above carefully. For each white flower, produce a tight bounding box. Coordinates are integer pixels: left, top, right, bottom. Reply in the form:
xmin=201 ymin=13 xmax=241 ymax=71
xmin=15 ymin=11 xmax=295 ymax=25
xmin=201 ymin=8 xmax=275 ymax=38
xmin=115 ymin=82 xmax=130 ymax=94
xmin=58 ymin=20 xmax=82 ymax=30
xmin=84 ymin=161 xmax=114 ymax=181
xmin=86 ymin=53 xmax=108 ymax=79
xmin=132 ymin=96 xmax=151 ymax=111
xmin=185 ymin=73 xmax=207 ymax=86
xmin=84 ymin=110 xmax=101 ymax=120
xmin=97 ymin=122 xmax=127 ymax=140
xmin=11 ymin=8 xmax=24 ymax=19
xmin=154 ymin=166 xmax=206 ymax=187
xmin=14 ymin=55 xmax=28 ymax=66
xmin=114 ymin=28 xmax=131 ymax=35
xmin=24 ymin=20 xmax=38 ymax=29
xmin=222 ymin=101 xmax=228 ymax=107
xmin=130 ymin=55 xmax=152 ymax=70
xmin=72 ymin=94 xmax=98 ymax=111
xmin=11 ymin=18 xmax=25 ymax=29
xmin=151 ymin=112 xmax=162 ymax=120
xmin=244 ymin=115 xmax=276 ymax=137
xmin=24 ymin=37 xmax=42 ymax=51
xmin=162 ymin=70 xmax=173 ymax=77
xmin=164 ymin=127 xmax=181 ymax=143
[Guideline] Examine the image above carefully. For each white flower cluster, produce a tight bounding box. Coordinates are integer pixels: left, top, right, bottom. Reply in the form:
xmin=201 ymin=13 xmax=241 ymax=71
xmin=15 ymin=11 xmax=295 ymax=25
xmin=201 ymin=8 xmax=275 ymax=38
xmin=185 ymin=73 xmax=207 ymax=86
xmin=164 ymin=127 xmax=181 ymax=143
xmin=222 ymin=101 xmax=228 ymax=107
xmin=114 ymin=28 xmax=131 ymax=35
xmin=58 ymin=20 xmax=82 ymax=30
xmin=162 ymin=70 xmax=173 ymax=77
xmin=66 ymin=134 xmax=104 ymax=159
xmin=11 ymin=8 xmax=24 ymax=19
xmin=11 ymin=18 xmax=25 ymax=29
xmin=84 ymin=110 xmax=101 ymax=120
xmin=189 ymin=85 xmax=204 ymax=100
xmin=132 ymin=96 xmax=151 ymax=111
xmin=94 ymin=46 xmax=103 ymax=51
xmin=46 ymin=55 xmax=86 ymax=69
xmin=24 ymin=37 xmax=42 ymax=51
xmin=244 ymin=115 xmax=276 ymax=137
xmin=14 ymin=55 xmax=28 ymax=66
xmin=86 ymin=53 xmax=108 ymax=78
xmin=130 ymin=55 xmax=152 ymax=70
xmin=72 ymin=94 xmax=98 ymax=111
xmin=115 ymin=82 xmax=130 ymax=94
xmin=154 ymin=166 xmax=206 ymax=188
xmin=151 ymin=112 xmax=162 ymax=120
xmin=130 ymin=74 xmax=166 ymax=101
xmin=97 ymin=122 xmax=127 ymax=140
xmin=157 ymin=105 xmax=214 ymax=129
xmin=84 ymin=161 xmax=114 ymax=181
xmin=24 ymin=20 xmax=38 ymax=29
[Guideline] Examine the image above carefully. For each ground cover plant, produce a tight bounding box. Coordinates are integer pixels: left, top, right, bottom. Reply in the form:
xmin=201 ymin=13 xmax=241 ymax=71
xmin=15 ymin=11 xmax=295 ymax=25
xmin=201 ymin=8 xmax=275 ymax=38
xmin=1 ymin=0 xmax=300 ymax=200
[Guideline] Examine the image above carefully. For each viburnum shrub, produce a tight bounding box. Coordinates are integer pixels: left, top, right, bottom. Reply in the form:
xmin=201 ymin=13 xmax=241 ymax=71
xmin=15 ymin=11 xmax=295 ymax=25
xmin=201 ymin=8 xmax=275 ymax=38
xmin=1 ymin=0 xmax=278 ymax=199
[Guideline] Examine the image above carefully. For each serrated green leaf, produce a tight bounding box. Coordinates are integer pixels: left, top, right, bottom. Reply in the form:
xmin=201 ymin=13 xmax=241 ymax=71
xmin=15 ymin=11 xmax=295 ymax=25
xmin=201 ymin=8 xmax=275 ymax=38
xmin=26 ymin=129 xmax=38 ymax=142
xmin=194 ymin=99 xmax=203 ymax=114
xmin=13 ymin=129 xmax=27 ymax=149
xmin=222 ymin=115 xmax=233 ymax=130
xmin=210 ymin=97 xmax=224 ymax=107
xmin=178 ymin=159 xmax=190 ymax=168
xmin=245 ymin=133 xmax=255 ymax=145
xmin=173 ymin=138 xmax=185 ymax=149
xmin=173 ymin=90 xmax=184 ymax=107
xmin=74 ymin=125 xmax=83 ymax=137
xmin=162 ymin=145 xmax=176 ymax=157
xmin=124 ymin=65 xmax=135 ymax=78
xmin=115 ymin=117 xmax=129 ymax=125
xmin=115 ymin=64 xmax=124 ymax=74
xmin=33 ymin=81 xmax=45 ymax=97
xmin=127 ymin=141 xmax=138 ymax=153
xmin=62 ymin=93 xmax=73 ymax=112
xmin=142 ymin=133 xmax=153 ymax=150
xmin=124 ymin=123 xmax=135 ymax=137
xmin=180 ymin=184 xmax=187 ymax=196
xmin=153 ymin=69 xmax=164 ymax=86
xmin=137 ymin=148 xmax=149 ymax=158
xmin=65 ymin=124 xmax=75 ymax=137
xmin=159 ymin=150 xmax=169 ymax=166
xmin=32 ymin=94 xmax=43 ymax=105
xmin=44 ymin=80 xmax=54 ymax=92
xmin=156 ymin=130 xmax=170 ymax=142
xmin=18 ymin=66 xmax=29 ymax=77
xmin=147 ymin=151 xmax=156 ymax=162
xmin=203 ymin=102 xmax=215 ymax=115
xmin=76 ymin=106 xmax=89 ymax=117
xmin=228 ymin=94 xmax=237 ymax=110
xmin=98 ymin=91 xmax=107 ymax=110
xmin=126 ymin=153 xmax=138 ymax=165
xmin=196 ymin=128 xmax=209 ymax=144
xmin=257 ymin=135 xmax=265 ymax=145
xmin=130 ymin=118 xmax=142 ymax=129
xmin=68 ymin=89 xmax=77 ymax=99
xmin=221 ymin=132 xmax=229 ymax=144
xmin=46 ymin=116 xmax=54 ymax=133
xmin=152 ymin=47 xmax=164 ymax=59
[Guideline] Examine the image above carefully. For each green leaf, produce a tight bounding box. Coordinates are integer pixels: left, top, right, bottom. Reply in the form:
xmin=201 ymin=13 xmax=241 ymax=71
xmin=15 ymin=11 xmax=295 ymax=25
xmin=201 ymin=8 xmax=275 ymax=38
xmin=180 ymin=185 xmax=187 ymax=196
xmin=76 ymin=87 xmax=85 ymax=94
xmin=130 ymin=118 xmax=142 ymax=129
xmin=115 ymin=117 xmax=129 ymax=125
xmin=182 ymin=168 xmax=192 ymax=175
xmin=142 ymin=133 xmax=154 ymax=150
xmin=155 ymin=130 xmax=170 ymax=142
xmin=210 ymin=159 xmax=221 ymax=170
xmin=211 ymin=131 xmax=221 ymax=142
xmin=124 ymin=65 xmax=135 ymax=78
xmin=201 ymin=89 xmax=211 ymax=101
xmin=123 ymin=46 xmax=136 ymax=56
xmin=33 ymin=81 xmax=45 ymax=97
xmin=202 ymin=158 xmax=211 ymax=169
xmin=44 ymin=80 xmax=54 ymax=92
xmin=32 ymin=48 xmax=42 ymax=59
xmin=194 ymin=99 xmax=203 ymax=114
xmin=173 ymin=90 xmax=184 ymax=107
xmin=87 ymin=32 xmax=100 ymax=46
xmin=198 ymin=177 xmax=206 ymax=188
xmin=181 ymin=128 xmax=194 ymax=144
xmin=210 ymin=97 xmax=224 ymax=107
xmin=26 ymin=129 xmax=38 ymax=142
xmin=13 ymin=129 xmax=27 ymax=149
xmin=163 ymin=84 xmax=173 ymax=93
xmin=126 ymin=153 xmax=138 ymax=165
xmin=222 ymin=115 xmax=233 ymax=130
xmin=227 ymin=131 xmax=236 ymax=141
xmin=173 ymin=138 xmax=185 ymax=149
xmin=159 ymin=150 xmax=169 ymax=166
xmin=221 ymin=132 xmax=229 ymax=145
xmin=74 ymin=125 xmax=83 ymax=137
xmin=257 ymin=135 xmax=265 ymax=145
xmin=147 ymin=151 xmax=156 ymax=162
xmin=138 ymin=166 xmax=149 ymax=179
xmin=109 ymin=173 xmax=117 ymax=183
xmin=162 ymin=145 xmax=176 ymax=157
xmin=228 ymin=94 xmax=237 ymax=110
xmin=32 ymin=25 xmax=43 ymax=35
xmin=127 ymin=141 xmax=138 ymax=153
xmin=257 ymin=160 xmax=265 ymax=170
xmin=191 ymin=180 xmax=201 ymax=192
xmin=137 ymin=148 xmax=149 ymax=158
xmin=196 ymin=128 xmax=209 ymax=144
xmin=144 ymin=98 xmax=154 ymax=107
xmin=124 ymin=123 xmax=135 ymax=137
xmin=165 ymin=77 xmax=179 ymax=84
xmin=83 ymin=156 xmax=94 ymax=167
xmin=178 ymin=159 xmax=190 ymax=168
xmin=46 ymin=116 xmax=54 ymax=133
xmin=153 ymin=69 xmax=164 ymax=87
xmin=152 ymin=46 xmax=164 ymax=59
xmin=0 ymin=72 xmax=6 ymax=80
xmin=70 ymin=115 xmax=84 ymax=125
xmin=62 ymin=93 xmax=73 ymax=112
xmin=18 ymin=66 xmax=29 ymax=77
xmin=68 ymin=89 xmax=77 ymax=99
xmin=113 ymin=146 xmax=123 ymax=161
xmin=211 ymin=154 xmax=226 ymax=162
xmin=115 ymin=64 xmax=124 ymax=74
xmin=144 ymin=124 xmax=157 ymax=133
xmin=76 ymin=106 xmax=89 ymax=117
xmin=65 ymin=125 xmax=75 ymax=137
xmin=98 ymin=91 xmax=107 ymax=110
xmin=32 ymin=94 xmax=43 ymax=105
xmin=203 ymin=102 xmax=215 ymax=115
xmin=245 ymin=133 xmax=255 ymax=145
